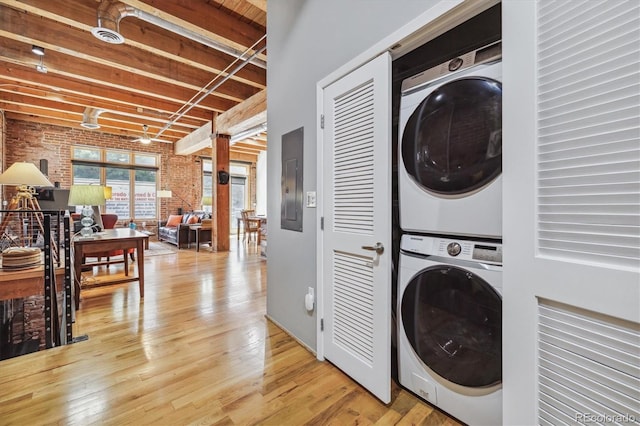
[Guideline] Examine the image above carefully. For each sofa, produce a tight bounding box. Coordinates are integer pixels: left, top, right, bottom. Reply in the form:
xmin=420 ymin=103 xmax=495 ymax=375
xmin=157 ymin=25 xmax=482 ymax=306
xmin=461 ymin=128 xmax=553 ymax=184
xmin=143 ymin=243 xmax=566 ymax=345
xmin=157 ymin=211 xmax=210 ymax=248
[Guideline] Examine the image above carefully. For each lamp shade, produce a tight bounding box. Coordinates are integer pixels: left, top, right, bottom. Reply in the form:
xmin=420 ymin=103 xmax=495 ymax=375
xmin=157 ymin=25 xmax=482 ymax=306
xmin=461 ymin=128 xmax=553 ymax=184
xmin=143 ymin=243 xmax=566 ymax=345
xmin=157 ymin=190 xmax=172 ymax=198
xmin=201 ymin=196 xmax=212 ymax=206
xmin=103 ymin=186 xmax=113 ymax=200
xmin=0 ymin=162 xmax=53 ymax=187
xmin=68 ymin=185 xmax=106 ymax=206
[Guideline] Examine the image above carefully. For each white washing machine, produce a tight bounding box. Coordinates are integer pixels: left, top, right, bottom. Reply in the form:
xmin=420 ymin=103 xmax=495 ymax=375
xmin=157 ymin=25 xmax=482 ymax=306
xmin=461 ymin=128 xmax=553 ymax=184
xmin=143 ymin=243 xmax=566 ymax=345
xmin=398 ymin=41 xmax=502 ymax=239
xmin=397 ymin=234 xmax=502 ymax=426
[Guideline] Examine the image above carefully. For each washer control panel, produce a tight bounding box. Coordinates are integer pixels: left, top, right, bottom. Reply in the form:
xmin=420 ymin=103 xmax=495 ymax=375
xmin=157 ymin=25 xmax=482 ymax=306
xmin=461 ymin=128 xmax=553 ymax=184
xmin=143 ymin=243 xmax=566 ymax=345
xmin=401 ymin=234 xmax=503 ymax=266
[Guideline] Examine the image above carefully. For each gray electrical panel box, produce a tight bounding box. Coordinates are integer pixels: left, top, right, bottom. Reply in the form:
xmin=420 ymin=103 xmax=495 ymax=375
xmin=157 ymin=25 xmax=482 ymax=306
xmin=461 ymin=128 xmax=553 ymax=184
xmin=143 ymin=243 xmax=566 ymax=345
xmin=281 ymin=127 xmax=303 ymax=232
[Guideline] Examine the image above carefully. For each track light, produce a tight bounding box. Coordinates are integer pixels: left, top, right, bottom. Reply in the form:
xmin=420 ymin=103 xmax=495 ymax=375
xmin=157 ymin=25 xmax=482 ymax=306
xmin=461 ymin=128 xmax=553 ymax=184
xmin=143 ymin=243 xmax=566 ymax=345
xmin=36 ymin=56 xmax=47 ymax=74
xmin=31 ymin=45 xmax=45 ymax=56
xmin=230 ymin=123 xmax=267 ymax=144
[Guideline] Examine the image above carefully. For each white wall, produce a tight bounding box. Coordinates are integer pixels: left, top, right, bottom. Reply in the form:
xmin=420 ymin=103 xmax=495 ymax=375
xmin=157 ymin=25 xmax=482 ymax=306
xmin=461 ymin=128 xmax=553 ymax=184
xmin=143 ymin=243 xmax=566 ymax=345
xmin=255 ymin=151 xmax=267 ymax=216
xmin=267 ymin=0 xmax=440 ymax=349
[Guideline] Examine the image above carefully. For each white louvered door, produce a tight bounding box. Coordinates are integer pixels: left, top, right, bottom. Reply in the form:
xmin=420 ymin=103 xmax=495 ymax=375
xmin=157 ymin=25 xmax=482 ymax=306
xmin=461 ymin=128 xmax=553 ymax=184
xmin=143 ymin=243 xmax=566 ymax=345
xmin=503 ymin=0 xmax=640 ymax=424
xmin=321 ymin=52 xmax=391 ymax=403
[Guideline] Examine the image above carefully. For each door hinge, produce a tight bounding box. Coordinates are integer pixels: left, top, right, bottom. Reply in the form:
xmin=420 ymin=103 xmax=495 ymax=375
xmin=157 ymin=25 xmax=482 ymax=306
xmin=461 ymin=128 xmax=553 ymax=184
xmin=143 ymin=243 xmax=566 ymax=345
xmin=320 ymin=216 xmax=324 ymax=230
xmin=320 ymin=114 xmax=324 ymax=129
xmin=320 ymin=318 xmax=324 ymax=331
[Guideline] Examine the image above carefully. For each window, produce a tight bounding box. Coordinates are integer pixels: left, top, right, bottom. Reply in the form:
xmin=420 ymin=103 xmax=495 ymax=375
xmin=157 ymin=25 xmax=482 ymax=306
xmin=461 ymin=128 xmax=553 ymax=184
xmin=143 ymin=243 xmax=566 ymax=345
xmin=202 ymin=158 xmax=213 ymax=213
xmin=72 ymin=147 xmax=159 ymax=220
xmin=230 ymin=162 xmax=250 ymax=231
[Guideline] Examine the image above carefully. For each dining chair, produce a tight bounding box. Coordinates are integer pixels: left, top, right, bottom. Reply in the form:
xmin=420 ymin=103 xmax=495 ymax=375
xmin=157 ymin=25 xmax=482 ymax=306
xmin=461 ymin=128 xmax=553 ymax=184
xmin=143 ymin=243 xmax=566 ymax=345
xmin=241 ymin=209 xmax=259 ymax=243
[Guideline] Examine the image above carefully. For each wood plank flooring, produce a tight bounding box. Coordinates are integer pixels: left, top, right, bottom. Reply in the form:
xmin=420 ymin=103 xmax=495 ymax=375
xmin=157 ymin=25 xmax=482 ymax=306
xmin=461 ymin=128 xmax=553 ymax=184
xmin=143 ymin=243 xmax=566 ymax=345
xmin=0 ymin=241 xmax=462 ymax=425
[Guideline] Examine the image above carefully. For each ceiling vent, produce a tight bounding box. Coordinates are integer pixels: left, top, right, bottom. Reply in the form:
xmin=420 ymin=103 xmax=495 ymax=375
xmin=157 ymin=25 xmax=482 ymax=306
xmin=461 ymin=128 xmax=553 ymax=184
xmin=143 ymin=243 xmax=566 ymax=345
xmin=91 ymin=0 xmax=127 ymax=44
xmin=91 ymin=27 xmax=124 ymax=44
xmin=81 ymin=107 xmax=105 ymax=129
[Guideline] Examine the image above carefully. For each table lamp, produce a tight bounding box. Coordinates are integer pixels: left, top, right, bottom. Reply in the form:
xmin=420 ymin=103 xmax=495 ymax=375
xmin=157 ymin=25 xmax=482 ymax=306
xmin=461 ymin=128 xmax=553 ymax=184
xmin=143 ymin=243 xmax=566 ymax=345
xmin=103 ymin=185 xmax=113 ymax=200
xmin=0 ymin=162 xmax=54 ymax=210
xmin=68 ymin=185 xmax=106 ymax=238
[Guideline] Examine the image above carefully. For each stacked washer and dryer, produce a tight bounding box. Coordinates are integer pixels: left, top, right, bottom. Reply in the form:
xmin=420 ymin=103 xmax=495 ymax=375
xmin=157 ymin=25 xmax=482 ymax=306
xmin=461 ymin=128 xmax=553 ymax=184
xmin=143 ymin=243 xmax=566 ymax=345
xmin=397 ymin=41 xmax=504 ymax=425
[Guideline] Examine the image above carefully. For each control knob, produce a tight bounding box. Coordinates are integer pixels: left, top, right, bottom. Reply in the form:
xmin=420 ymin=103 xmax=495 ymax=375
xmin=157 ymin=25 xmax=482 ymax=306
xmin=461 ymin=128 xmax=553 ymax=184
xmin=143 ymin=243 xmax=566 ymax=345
xmin=447 ymin=242 xmax=462 ymax=256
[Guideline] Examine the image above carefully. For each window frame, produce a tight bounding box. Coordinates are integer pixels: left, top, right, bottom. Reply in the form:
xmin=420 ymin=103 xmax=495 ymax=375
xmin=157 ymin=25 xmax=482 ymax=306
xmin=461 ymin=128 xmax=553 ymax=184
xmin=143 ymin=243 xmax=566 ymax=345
xmin=71 ymin=146 xmax=160 ymax=221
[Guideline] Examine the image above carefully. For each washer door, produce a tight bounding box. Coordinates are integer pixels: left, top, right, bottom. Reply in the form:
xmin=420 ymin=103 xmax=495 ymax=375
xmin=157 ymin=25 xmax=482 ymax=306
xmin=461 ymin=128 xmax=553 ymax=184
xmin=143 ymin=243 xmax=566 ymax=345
xmin=401 ymin=265 xmax=502 ymax=388
xmin=401 ymin=77 xmax=502 ymax=196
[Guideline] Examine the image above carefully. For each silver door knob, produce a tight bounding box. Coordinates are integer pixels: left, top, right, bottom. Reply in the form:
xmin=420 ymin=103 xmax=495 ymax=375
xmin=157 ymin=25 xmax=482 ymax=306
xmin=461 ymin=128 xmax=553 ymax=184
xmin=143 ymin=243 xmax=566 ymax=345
xmin=362 ymin=242 xmax=384 ymax=255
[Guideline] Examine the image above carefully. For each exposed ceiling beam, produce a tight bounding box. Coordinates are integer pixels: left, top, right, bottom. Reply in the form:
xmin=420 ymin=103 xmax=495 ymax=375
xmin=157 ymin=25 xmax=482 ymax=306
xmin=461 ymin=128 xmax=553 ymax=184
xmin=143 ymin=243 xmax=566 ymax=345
xmin=216 ymin=89 xmax=266 ymax=136
xmin=174 ymin=121 xmax=213 ymax=156
xmin=246 ymin=0 xmax=267 ymax=13
xmin=0 ymin=0 xmax=268 ymax=154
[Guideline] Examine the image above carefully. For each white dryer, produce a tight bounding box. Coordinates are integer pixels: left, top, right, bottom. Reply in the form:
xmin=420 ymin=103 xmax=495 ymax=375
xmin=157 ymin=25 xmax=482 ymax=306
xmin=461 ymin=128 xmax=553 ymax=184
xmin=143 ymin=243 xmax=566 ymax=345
xmin=397 ymin=234 xmax=502 ymax=426
xmin=398 ymin=41 xmax=502 ymax=238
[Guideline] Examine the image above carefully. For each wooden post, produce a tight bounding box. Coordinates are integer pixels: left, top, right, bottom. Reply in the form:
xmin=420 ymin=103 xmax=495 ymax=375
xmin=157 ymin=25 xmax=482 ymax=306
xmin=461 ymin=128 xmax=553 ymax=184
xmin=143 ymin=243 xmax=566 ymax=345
xmin=215 ymin=134 xmax=230 ymax=251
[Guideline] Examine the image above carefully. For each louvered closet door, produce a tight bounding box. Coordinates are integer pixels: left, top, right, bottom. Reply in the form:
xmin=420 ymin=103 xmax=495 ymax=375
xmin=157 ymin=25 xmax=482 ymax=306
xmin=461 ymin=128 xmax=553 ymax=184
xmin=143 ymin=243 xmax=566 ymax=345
xmin=503 ymin=0 xmax=640 ymax=424
xmin=321 ymin=52 xmax=391 ymax=403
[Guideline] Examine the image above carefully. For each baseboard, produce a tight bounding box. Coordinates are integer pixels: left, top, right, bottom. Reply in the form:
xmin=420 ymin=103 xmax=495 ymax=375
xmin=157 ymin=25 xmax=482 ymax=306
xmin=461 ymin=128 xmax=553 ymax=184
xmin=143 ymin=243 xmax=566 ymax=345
xmin=264 ymin=314 xmax=317 ymax=357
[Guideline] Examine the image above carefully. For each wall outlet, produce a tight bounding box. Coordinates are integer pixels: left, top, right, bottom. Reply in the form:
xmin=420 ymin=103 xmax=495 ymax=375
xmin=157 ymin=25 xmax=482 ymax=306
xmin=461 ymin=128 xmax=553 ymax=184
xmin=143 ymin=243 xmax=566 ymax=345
xmin=305 ymin=287 xmax=315 ymax=311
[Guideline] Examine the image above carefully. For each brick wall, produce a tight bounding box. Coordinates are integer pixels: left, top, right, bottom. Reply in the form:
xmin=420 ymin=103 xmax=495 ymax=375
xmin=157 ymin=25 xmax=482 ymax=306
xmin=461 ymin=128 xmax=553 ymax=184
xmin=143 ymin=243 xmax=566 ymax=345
xmin=3 ymin=119 xmax=208 ymax=220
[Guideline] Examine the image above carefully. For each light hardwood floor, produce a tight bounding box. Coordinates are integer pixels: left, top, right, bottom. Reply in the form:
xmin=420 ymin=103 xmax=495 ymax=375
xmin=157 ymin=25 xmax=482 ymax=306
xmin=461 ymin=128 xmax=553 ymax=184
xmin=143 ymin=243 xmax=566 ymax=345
xmin=0 ymin=241 xmax=462 ymax=425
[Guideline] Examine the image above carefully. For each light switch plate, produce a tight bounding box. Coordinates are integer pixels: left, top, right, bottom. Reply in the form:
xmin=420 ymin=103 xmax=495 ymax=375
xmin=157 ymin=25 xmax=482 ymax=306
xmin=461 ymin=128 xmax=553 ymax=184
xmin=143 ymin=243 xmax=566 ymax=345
xmin=306 ymin=191 xmax=317 ymax=208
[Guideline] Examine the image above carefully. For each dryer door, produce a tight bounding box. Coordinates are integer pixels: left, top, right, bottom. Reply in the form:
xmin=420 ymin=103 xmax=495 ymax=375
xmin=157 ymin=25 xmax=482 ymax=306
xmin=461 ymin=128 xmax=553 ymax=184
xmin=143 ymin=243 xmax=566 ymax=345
xmin=401 ymin=265 xmax=502 ymax=387
xmin=401 ymin=76 xmax=502 ymax=196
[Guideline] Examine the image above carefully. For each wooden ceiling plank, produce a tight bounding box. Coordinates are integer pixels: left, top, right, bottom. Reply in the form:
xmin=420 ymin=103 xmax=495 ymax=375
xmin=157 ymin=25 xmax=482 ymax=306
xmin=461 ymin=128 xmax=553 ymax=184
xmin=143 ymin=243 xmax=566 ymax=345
xmin=0 ymin=73 xmax=218 ymax=124
xmin=0 ymin=99 xmax=189 ymax=140
xmin=229 ymin=151 xmax=259 ymax=163
xmin=0 ymin=46 xmax=239 ymax=113
xmin=122 ymin=0 xmax=267 ymax=60
xmin=0 ymin=11 xmax=260 ymax=103
xmin=0 ymin=0 xmax=266 ymax=89
xmin=0 ymin=0 xmax=269 ymax=147
xmin=0 ymin=88 xmax=206 ymax=130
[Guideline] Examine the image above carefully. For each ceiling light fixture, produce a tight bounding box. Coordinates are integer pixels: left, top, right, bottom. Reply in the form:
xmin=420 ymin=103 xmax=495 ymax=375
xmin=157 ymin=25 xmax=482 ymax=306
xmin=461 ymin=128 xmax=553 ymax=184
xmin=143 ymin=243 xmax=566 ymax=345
xmin=31 ymin=45 xmax=45 ymax=56
xmin=139 ymin=125 xmax=151 ymax=144
xmin=35 ymin=56 xmax=47 ymax=74
xmin=230 ymin=123 xmax=267 ymax=144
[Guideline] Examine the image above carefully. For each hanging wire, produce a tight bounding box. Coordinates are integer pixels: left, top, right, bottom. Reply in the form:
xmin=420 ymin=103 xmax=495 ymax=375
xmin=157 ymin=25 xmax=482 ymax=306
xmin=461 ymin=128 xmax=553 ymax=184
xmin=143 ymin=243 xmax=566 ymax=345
xmin=154 ymin=34 xmax=267 ymax=140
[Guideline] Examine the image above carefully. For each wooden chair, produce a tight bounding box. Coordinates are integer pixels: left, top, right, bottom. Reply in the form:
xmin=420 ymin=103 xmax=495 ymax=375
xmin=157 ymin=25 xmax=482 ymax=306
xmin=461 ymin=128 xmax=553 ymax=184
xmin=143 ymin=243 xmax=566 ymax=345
xmin=241 ymin=210 xmax=259 ymax=243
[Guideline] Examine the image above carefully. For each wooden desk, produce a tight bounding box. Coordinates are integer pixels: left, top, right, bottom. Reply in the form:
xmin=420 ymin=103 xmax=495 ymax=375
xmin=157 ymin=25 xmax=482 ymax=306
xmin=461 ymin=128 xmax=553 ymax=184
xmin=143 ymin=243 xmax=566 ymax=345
xmin=0 ymin=266 xmax=65 ymax=301
xmin=73 ymin=229 xmax=148 ymax=309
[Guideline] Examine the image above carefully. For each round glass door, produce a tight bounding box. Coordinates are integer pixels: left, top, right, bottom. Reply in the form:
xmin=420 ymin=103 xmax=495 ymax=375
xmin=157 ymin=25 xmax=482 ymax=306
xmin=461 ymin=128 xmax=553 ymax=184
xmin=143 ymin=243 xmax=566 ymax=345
xmin=401 ymin=265 xmax=502 ymax=387
xmin=402 ymin=77 xmax=502 ymax=196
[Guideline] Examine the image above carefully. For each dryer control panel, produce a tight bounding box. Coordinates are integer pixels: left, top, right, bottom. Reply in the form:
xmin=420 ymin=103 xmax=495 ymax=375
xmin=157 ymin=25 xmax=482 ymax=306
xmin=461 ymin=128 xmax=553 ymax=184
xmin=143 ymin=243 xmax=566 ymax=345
xmin=400 ymin=234 xmax=503 ymax=266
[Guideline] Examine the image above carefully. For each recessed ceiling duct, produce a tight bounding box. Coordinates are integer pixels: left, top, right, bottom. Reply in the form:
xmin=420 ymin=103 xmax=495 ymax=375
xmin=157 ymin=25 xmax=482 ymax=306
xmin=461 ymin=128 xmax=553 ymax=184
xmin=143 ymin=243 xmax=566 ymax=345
xmin=91 ymin=0 xmax=266 ymax=69
xmin=81 ymin=107 xmax=105 ymax=129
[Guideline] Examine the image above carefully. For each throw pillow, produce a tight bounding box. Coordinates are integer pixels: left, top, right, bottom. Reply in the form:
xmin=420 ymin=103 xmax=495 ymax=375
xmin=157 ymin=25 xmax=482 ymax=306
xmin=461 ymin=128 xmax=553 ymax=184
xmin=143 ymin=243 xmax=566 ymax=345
xmin=166 ymin=215 xmax=183 ymax=227
xmin=187 ymin=215 xmax=199 ymax=224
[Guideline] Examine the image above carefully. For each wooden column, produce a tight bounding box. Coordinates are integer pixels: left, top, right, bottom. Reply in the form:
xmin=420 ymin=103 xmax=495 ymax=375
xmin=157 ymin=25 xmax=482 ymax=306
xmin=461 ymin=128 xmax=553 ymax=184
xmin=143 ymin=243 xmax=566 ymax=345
xmin=215 ymin=134 xmax=230 ymax=251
